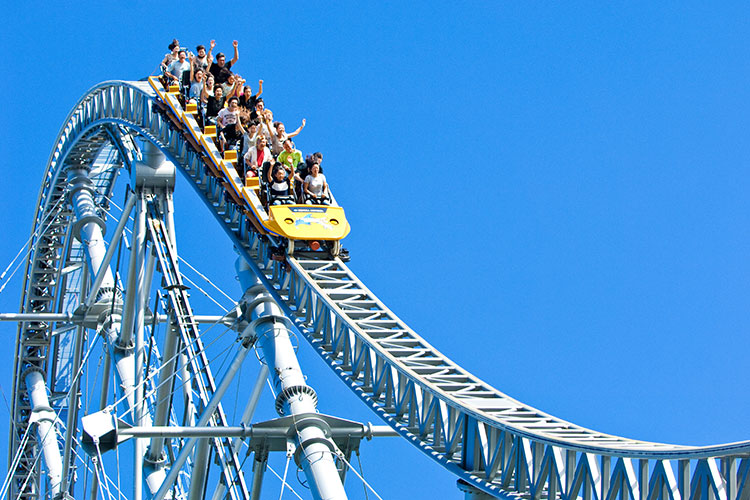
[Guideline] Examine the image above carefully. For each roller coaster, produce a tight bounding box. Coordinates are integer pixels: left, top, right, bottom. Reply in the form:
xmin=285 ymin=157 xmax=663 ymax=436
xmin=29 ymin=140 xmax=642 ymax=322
xmin=4 ymin=75 xmax=749 ymax=500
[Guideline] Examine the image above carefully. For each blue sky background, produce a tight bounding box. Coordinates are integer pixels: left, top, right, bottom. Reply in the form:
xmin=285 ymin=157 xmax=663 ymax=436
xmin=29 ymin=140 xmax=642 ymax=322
xmin=1 ymin=2 xmax=749 ymax=499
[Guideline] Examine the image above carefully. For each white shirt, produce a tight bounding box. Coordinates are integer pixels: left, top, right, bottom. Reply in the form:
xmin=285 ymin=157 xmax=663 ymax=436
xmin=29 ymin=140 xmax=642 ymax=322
xmin=304 ymin=174 xmax=327 ymax=196
xmin=218 ymin=108 xmax=239 ymax=127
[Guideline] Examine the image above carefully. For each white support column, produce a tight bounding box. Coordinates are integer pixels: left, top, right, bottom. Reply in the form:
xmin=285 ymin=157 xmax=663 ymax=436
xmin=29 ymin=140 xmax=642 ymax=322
xmin=187 ymin=438 xmax=211 ymax=500
xmin=66 ymin=166 xmax=115 ymax=293
xmin=180 ymin=352 xmax=196 ymax=427
xmin=61 ymin=164 xmax=121 ymax=500
xmin=236 ymin=257 xmax=348 ymax=500
xmin=134 ymin=246 xmax=155 ymax=500
xmin=144 ymin=321 xmax=179 ymax=493
xmin=24 ymin=368 xmax=63 ymax=496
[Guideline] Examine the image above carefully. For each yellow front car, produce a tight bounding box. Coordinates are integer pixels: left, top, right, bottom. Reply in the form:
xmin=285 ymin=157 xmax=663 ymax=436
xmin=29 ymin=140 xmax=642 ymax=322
xmin=266 ymin=205 xmax=350 ymax=241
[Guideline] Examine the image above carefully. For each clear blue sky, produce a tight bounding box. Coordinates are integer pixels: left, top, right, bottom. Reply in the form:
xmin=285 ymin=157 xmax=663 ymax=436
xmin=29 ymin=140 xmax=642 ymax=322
xmin=1 ymin=2 xmax=748 ymax=499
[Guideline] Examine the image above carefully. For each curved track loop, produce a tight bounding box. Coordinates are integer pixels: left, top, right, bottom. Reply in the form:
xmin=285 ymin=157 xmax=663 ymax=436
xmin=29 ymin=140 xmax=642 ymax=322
xmin=11 ymin=80 xmax=750 ymax=500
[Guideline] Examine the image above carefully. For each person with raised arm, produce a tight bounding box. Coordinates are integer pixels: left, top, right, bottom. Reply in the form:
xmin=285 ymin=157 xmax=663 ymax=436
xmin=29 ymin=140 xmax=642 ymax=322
xmin=236 ymin=119 xmax=261 ymax=168
xmin=267 ymin=163 xmax=294 ymax=206
xmin=251 ymin=101 xmax=274 ymax=140
xmin=201 ymin=74 xmax=215 ymax=102
xmin=217 ymin=97 xmax=242 ymax=147
xmin=210 ymin=40 xmax=239 ymax=84
xmin=267 ymin=118 xmax=306 ymax=156
xmin=192 ymin=40 xmax=215 ymax=73
xmin=240 ymin=80 xmax=263 ymax=110
xmin=220 ymin=71 xmax=243 ymax=99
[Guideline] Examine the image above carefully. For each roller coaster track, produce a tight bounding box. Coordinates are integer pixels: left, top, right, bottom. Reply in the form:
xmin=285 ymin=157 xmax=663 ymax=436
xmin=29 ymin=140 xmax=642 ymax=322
xmin=8 ymin=80 xmax=750 ymax=500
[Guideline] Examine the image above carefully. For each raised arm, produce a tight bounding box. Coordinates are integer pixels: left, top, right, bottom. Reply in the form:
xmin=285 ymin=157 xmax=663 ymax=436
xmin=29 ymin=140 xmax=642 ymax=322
xmin=229 ymin=77 xmax=242 ymax=99
xmin=261 ymin=112 xmax=275 ymax=139
xmin=235 ymin=119 xmax=245 ymax=136
xmin=288 ymin=118 xmax=306 ymax=139
xmin=255 ymin=79 xmax=264 ymax=98
xmin=230 ymin=40 xmax=239 ymax=67
xmin=207 ymin=39 xmax=215 ymax=68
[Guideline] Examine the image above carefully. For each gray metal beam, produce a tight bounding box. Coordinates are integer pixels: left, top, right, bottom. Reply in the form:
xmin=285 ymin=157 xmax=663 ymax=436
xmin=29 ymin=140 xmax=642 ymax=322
xmin=152 ymin=335 xmax=253 ymax=500
xmin=0 ymin=313 xmax=236 ymax=325
xmin=117 ymin=423 xmax=398 ymax=440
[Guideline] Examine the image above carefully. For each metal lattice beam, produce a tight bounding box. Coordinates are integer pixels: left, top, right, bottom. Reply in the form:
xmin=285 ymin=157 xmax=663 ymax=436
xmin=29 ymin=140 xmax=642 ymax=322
xmin=9 ymin=80 xmax=749 ymax=500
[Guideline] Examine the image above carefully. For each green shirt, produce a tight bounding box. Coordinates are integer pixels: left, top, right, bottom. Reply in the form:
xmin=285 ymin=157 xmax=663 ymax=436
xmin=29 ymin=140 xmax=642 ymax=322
xmin=277 ymin=149 xmax=303 ymax=170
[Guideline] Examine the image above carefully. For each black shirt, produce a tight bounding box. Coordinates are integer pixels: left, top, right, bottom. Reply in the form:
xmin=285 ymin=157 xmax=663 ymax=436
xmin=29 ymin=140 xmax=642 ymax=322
xmin=206 ymin=96 xmax=225 ymax=118
xmin=240 ymin=94 xmax=258 ymax=110
xmin=210 ymin=61 xmax=233 ymax=83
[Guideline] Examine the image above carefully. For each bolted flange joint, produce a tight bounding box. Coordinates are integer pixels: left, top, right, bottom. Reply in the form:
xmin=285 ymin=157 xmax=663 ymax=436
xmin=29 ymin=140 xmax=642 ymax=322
xmin=114 ymin=337 xmax=135 ymax=355
xmin=274 ymin=384 xmax=318 ymax=416
xmin=143 ymin=448 xmax=167 ymax=469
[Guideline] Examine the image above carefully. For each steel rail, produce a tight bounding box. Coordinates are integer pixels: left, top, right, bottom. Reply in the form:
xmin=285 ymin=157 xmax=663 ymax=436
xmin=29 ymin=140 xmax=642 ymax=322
xmin=9 ymin=80 xmax=749 ymax=500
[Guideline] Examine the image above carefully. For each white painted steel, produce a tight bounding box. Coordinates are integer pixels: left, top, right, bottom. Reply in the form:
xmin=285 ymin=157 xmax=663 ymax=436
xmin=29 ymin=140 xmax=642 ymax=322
xmin=24 ymin=369 xmax=63 ymax=496
xmin=8 ymin=80 xmax=749 ymax=500
xmin=237 ymin=259 xmax=348 ymax=500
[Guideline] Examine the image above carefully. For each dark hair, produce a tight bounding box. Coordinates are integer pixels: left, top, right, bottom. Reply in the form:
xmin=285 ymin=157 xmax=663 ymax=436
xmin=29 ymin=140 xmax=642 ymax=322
xmin=312 ymin=152 xmax=323 ymax=161
xmin=168 ymin=39 xmax=178 ymax=51
xmin=216 ymin=52 xmax=225 ymax=60
xmin=219 ymin=67 xmax=233 ymax=79
xmin=228 ymin=97 xmax=239 ymax=105
xmin=273 ymin=121 xmax=281 ymax=129
xmin=214 ymin=84 xmax=223 ymax=92
xmin=178 ymin=49 xmax=186 ymax=56
xmin=283 ymin=138 xmax=293 ymax=145
xmin=196 ymin=44 xmax=205 ymax=51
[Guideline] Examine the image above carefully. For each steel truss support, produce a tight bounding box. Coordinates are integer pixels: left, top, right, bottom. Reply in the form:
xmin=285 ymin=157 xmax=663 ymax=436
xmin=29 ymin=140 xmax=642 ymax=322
xmin=210 ymin=363 xmax=269 ymax=500
xmin=65 ymin=144 xmax=174 ymax=500
xmin=60 ymin=266 xmax=88 ymax=495
xmin=237 ymin=257 xmax=349 ymax=500
xmin=14 ymin=79 xmax=750 ymax=500
xmin=144 ymin=175 xmax=250 ymax=500
xmin=152 ymin=335 xmax=254 ymax=500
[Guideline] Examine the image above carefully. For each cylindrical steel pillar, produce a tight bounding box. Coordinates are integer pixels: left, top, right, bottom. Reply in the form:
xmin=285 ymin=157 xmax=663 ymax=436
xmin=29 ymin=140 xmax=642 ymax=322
xmin=236 ymin=257 xmax=348 ymax=500
xmin=24 ymin=369 xmax=63 ymax=496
